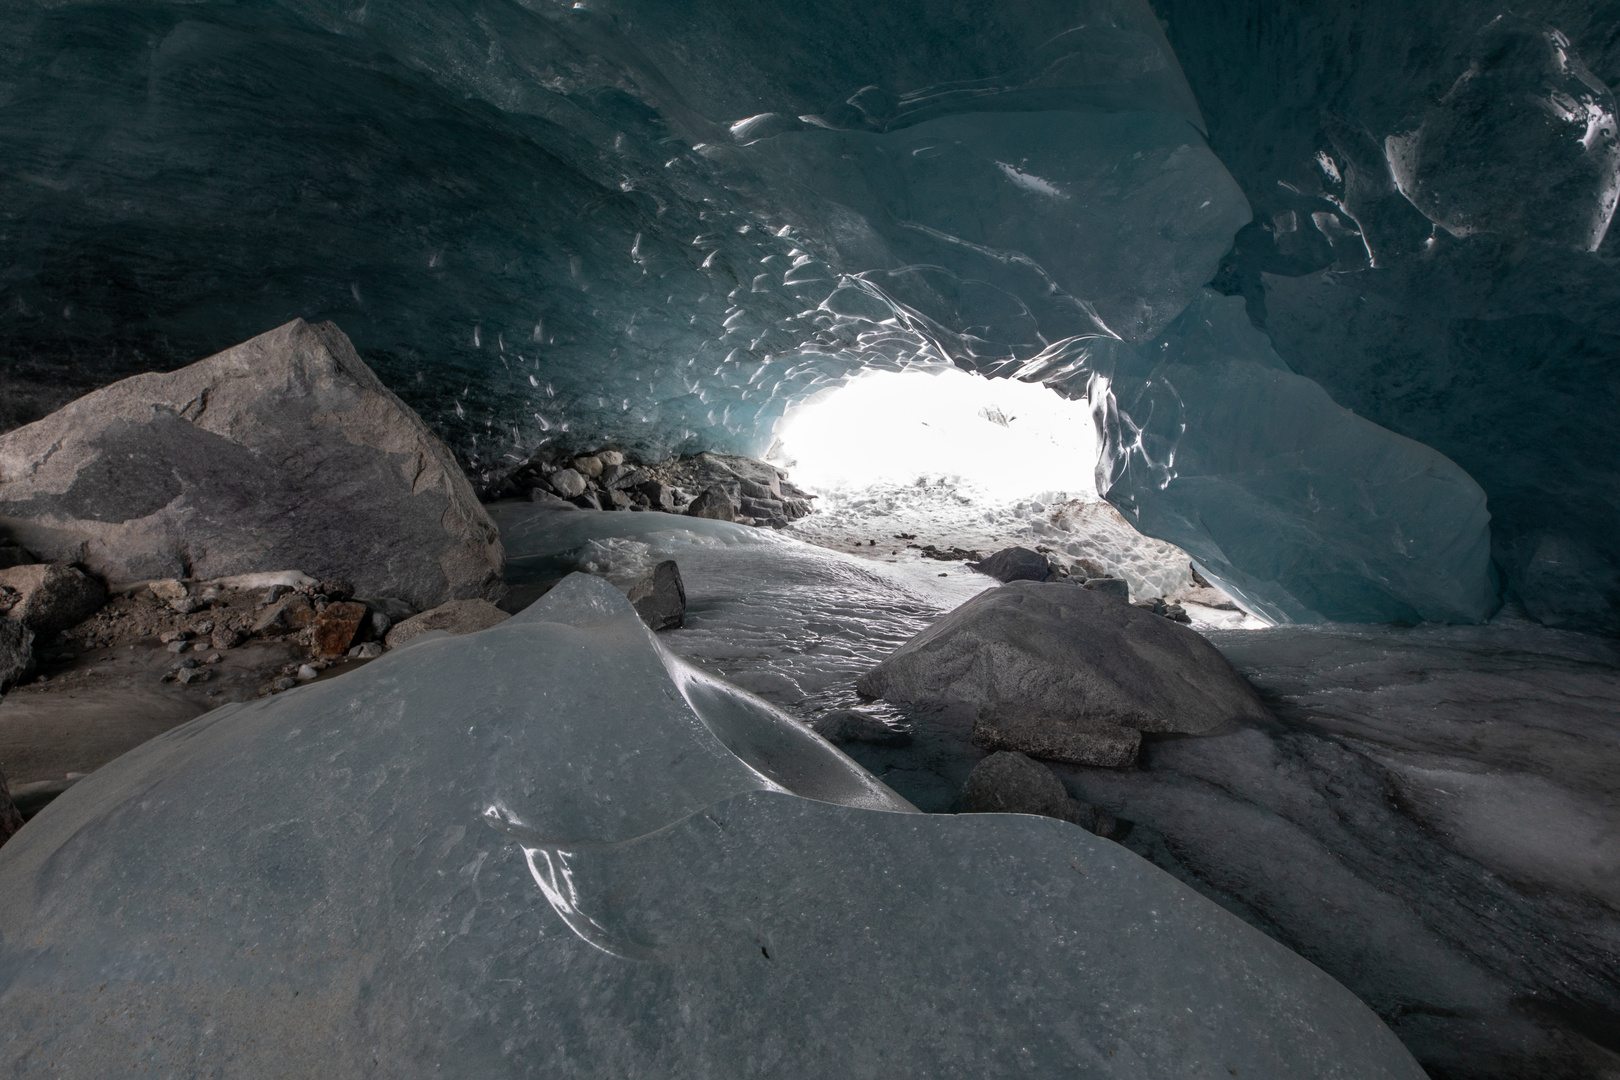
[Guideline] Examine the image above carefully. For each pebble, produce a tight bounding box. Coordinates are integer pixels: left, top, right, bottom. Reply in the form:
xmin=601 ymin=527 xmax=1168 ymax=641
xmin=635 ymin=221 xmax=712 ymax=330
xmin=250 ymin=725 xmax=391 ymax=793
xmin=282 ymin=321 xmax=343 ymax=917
xmin=296 ymin=664 xmax=318 ymax=681
xmin=273 ymin=676 xmax=297 ymax=691
xmin=165 ymin=641 xmax=188 ymax=654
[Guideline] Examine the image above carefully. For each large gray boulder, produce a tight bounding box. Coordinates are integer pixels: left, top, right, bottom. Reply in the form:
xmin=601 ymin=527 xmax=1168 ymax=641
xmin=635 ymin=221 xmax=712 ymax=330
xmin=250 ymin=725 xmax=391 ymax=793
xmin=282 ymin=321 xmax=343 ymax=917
xmin=0 ymin=563 xmax=106 ymax=638
xmin=856 ymin=581 xmax=1269 ymax=745
xmin=0 ymin=320 xmax=502 ymax=612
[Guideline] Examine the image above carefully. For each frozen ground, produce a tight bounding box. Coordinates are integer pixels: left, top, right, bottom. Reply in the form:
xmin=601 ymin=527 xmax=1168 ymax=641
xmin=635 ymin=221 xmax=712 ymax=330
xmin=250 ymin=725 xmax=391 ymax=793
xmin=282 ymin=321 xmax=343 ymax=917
xmin=492 ymin=504 xmax=1620 ymax=1080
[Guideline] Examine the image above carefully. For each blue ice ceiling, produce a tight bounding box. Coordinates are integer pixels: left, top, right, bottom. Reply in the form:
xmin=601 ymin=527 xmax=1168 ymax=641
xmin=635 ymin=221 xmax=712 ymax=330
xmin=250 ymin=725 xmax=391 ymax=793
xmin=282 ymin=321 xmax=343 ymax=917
xmin=2 ymin=0 xmax=1617 ymax=630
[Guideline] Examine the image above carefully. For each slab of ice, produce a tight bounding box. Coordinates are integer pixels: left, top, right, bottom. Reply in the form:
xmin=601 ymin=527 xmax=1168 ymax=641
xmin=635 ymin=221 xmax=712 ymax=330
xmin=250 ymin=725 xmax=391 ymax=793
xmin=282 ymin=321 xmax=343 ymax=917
xmin=0 ymin=571 xmax=1421 ymax=1077
xmin=1091 ymin=290 xmax=1497 ymax=624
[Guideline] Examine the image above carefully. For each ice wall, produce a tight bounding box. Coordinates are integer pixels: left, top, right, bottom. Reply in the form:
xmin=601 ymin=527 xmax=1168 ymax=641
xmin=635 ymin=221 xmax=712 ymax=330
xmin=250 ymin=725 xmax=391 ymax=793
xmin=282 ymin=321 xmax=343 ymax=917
xmin=1152 ymin=0 xmax=1620 ymax=631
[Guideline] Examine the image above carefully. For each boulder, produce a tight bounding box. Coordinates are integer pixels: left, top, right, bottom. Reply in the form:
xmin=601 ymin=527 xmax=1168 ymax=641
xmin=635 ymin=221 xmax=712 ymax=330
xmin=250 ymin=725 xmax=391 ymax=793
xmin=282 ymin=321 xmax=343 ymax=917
xmin=572 ymin=456 xmax=603 ymax=479
xmin=686 ymin=486 xmax=735 ymax=521
xmin=627 ymin=560 xmax=686 ymax=631
xmin=549 ymin=468 xmax=587 ymax=498
xmin=0 ymin=564 xmax=106 ymax=638
xmin=311 ymin=601 xmax=369 ymax=658
xmin=971 ymin=546 xmax=1054 ymax=583
xmin=811 ymin=709 xmax=912 ymax=747
xmin=384 ymin=598 xmax=510 ymax=649
xmin=963 ymin=751 xmax=1083 ymax=824
xmin=855 ymin=581 xmax=1269 ymax=740
xmin=0 ymin=319 xmax=502 ymax=611
xmin=596 ymin=450 xmax=624 ymax=468
xmin=0 ymin=617 xmax=34 ymax=694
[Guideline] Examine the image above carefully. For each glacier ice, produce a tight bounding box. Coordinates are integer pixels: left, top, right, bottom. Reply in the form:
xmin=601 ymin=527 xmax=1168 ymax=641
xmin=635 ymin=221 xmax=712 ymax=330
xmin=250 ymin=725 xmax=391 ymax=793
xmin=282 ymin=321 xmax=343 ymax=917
xmin=1086 ymin=290 xmax=1497 ymax=624
xmin=0 ymin=571 xmax=1426 ymax=1078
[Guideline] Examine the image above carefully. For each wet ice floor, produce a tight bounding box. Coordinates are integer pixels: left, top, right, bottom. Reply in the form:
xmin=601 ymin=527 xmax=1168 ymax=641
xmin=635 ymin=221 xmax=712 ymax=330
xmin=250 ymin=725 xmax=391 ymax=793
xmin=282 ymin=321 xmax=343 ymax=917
xmin=490 ymin=503 xmax=1620 ymax=1080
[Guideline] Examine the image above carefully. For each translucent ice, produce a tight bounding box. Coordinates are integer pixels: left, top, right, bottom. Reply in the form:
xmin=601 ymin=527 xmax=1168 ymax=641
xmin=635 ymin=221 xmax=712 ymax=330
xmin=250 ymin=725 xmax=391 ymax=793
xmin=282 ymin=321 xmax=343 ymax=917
xmin=0 ymin=572 xmax=1423 ymax=1077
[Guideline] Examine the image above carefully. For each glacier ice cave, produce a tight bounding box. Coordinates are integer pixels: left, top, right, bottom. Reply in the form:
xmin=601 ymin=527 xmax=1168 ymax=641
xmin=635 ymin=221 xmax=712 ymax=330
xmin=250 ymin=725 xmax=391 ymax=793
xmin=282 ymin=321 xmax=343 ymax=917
xmin=1 ymin=0 xmax=1619 ymax=1078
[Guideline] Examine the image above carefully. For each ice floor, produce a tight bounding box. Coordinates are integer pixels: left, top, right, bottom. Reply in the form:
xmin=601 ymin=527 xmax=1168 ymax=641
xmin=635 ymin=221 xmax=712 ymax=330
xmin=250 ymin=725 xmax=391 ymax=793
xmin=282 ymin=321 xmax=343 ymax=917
xmin=493 ymin=504 xmax=1620 ymax=1080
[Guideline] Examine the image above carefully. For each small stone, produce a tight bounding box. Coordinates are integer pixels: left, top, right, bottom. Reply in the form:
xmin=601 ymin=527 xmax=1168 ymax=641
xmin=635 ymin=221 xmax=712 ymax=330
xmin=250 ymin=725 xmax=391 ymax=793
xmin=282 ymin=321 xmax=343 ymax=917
xmin=272 ymin=676 xmax=297 ymax=691
xmin=964 ymin=751 xmax=1084 ymax=824
xmin=211 ymin=627 xmax=244 ymax=651
xmin=811 ymin=710 xmax=912 ymax=747
xmin=149 ymin=579 xmax=188 ymax=603
xmin=168 ymin=596 xmax=201 ymax=615
xmin=204 ymin=653 xmax=222 ymax=664
xmin=296 ymin=664 xmax=318 ymax=681
xmin=356 ymin=641 xmax=384 ymax=659
xmin=192 ymin=642 xmax=209 ymax=652
xmin=159 ymin=629 xmax=190 ymax=643
xmin=175 ymin=666 xmax=210 ymax=685
xmin=627 ymin=560 xmax=686 ymax=631
xmin=165 ymin=641 xmax=188 ymax=654
xmin=572 ymin=455 xmax=603 ymax=478
xmin=596 ymin=450 xmax=624 ymax=468
xmin=191 ymin=621 xmax=215 ymax=635
xmin=685 ymin=486 xmax=735 ymax=521
xmin=549 ymin=468 xmax=587 ymax=498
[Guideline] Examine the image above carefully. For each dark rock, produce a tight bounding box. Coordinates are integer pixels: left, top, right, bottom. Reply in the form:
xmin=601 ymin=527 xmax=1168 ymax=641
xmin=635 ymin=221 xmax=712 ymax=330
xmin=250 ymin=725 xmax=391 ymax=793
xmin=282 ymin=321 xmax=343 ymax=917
xmin=0 ymin=541 xmax=36 ymax=570
xmin=856 ymin=581 xmax=1269 ymax=741
xmin=312 ymin=601 xmax=369 ymax=658
xmin=918 ymin=544 xmax=983 ymax=562
xmin=0 ymin=320 xmax=502 ymax=609
xmin=571 ymin=489 xmax=603 ymax=511
xmin=0 ymin=564 xmax=106 ymax=638
xmin=963 ymin=751 xmax=1084 ymax=824
xmin=1082 ymin=577 xmax=1131 ymax=602
xmin=549 ymin=468 xmax=587 ymax=498
xmin=0 ymin=770 xmax=23 ymax=848
xmin=811 ymin=710 xmax=912 ymax=747
xmin=384 ymin=598 xmax=510 ymax=649
xmin=627 ymin=560 xmax=686 ymax=631
xmin=603 ymin=489 xmax=633 ymax=511
xmin=971 ymin=546 xmax=1054 ymax=583
xmin=0 ymin=617 xmax=34 ymax=695
xmin=686 ymin=486 xmax=735 ymax=521
xmin=316 ymin=579 xmax=355 ymax=602
xmin=973 ymin=717 xmax=1141 ymax=768
xmin=635 ymin=480 xmax=677 ymax=511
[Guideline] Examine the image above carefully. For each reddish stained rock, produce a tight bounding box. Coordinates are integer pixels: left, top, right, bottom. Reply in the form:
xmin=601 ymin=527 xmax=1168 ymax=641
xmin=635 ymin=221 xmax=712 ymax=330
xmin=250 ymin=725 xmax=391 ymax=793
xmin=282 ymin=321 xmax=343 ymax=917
xmin=312 ymin=601 xmax=369 ymax=658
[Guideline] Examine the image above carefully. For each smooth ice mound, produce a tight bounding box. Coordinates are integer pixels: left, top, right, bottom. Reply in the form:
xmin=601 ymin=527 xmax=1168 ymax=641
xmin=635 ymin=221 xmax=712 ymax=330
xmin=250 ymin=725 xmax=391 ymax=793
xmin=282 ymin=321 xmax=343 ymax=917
xmin=0 ymin=574 xmax=1424 ymax=1077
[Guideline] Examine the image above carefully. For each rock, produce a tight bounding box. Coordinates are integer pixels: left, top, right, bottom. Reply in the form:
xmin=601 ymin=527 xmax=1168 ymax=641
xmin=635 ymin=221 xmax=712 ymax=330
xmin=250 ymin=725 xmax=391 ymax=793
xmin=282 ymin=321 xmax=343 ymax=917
xmin=811 ymin=710 xmax=912 ymax=747
xmin=627 ymin=560 xmax=686 ymax=631
xmin=1178 ymin=586 xmax=1240 ymax=611
xmin=316 ymin=579 xmax=355 ymax=602
xmin=271 ymin=676 xmax=297 ymax=692
xmin=963 ymin=751 xmax=1085 ymax=824
xmin=210 ymin=627 xmax=244 ymax=651
xmin=970 ymin=546 xmax=1053 ymax=583
xmin=635 ymin=480 xmax=677 ymax=511
xmin=572 ymin=455 xmax=603 ymax=479
xmin=295 ymin=664 xmax=318 ymax=681
xmin=0 ymin=770 xmax=23 ymax=848
xmin=528 ymin=488 xmax=577 ymax=509
xmin=549 ymin=468 xmax=587 ymax=498
xmin=0 ymin=319 xmax=502 ymax=610
xmin=158 ymin=629 xmax=189 ymax=644
xmin=596 ymin=450 xmax=624 ymax=468
xmin=571 ymin=489 xmax=603 ymax=511
xmin=0 ymin=617 xmax=34 ymax=695
xmin=311 ymin=601 xmax=369 ymax=658
xmin=165 ymin=641 xmax=188 ymax=654
xmin=603 ymin=489 xmax=632 ymax=511
xmin=1082 ymin=577 xmax=1131 ymax=602
xmin=972 ymin=717 xmax=1142 ymax=768
xmin=355 ymin=642 xmax=384 ymax=659
xmin=0 ymin=564 xmax=106 ymax=638
xmin=149 ymin=579 xmax=188 ymax=604
xmin=175 ymin=667 xmax=210 ymax=685
xmin=686 ymin=486 xmax=735 ymax=521
xmin=384 ymin=598 xmax=510 ymax=649
xmin=856 ymin=581 xmax=1269 ymax=741
xmin=251 ymin=594 xmax=316 ymax=635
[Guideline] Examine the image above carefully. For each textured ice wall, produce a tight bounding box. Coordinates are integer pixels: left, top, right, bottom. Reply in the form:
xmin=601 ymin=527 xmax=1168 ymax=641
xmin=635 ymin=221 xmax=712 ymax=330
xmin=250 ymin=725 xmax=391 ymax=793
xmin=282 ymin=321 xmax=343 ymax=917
xmin=0 ymin=0 xmax=1241 ymax=466
xmin=1152 ymin=0 xmax=1620 ymax=630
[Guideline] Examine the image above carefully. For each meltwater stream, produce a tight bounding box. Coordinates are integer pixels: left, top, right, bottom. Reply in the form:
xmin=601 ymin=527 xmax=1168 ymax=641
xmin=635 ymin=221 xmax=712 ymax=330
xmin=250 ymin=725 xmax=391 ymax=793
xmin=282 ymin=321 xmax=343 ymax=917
xmin=494 ymin=503 xmax=1620 ymax=1080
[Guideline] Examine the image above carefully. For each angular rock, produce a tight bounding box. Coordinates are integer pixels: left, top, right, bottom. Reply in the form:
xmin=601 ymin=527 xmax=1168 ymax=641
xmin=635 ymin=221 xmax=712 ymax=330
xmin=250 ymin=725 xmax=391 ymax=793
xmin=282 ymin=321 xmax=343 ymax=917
xmin=963 ymin=751 xmax=1083 ymax=823
xmin=686 ymin=485 xmax=735 ymax=521
xmin=311 ymin=601 xmax=369 ymax=658
xmin=603 ymin=489 xmax=633 ymax=511
xmin=856 ymin=581 xmax=1269 ymax=738
xmin=571 ymin=489 xmax=603 ymax=511
xmin=528 ymin=488 xmax=577 ymax=509
xmin=210 ymin=627 xmax=244 ymax=651
xmin=251 ymin=594 xmax=316 ymax=636
xmin=627 ymin=560 xmax=686 ymax=631
xmin=572 ymin=455 xmax=603 ymax=479
xmin=0 ymin=771 xmax=23 ymax=849
xmin=549 ymin=468 xmax=587 ymax=499
xmin=596 ymin=450 xmax=624 ymax=468
xmin=384 ymin=598 xmax=510 ymax=649
xmin=971 ymin=546 xmax=1054 ymax=583
xmin=0 ymin=617 xmax=34 ymax=695
xmin=811 ymin=709 xmax=912 ymax=747
xmin=0 ymin=319 xmax=502 ymax=610
xmin=635 ymin=480 xmax=677 ymax=511
xmin=973 ymin=716 xmax=1142 ymax=768
xmin=0 ymin=564 xmax=106 ymax=638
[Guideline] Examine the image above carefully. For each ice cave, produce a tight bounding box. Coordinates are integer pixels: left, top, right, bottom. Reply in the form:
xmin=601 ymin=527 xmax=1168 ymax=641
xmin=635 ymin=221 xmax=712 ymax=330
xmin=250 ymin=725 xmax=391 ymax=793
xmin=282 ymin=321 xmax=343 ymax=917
xmin=0 ymin=1 xmax=1617 ymax=1077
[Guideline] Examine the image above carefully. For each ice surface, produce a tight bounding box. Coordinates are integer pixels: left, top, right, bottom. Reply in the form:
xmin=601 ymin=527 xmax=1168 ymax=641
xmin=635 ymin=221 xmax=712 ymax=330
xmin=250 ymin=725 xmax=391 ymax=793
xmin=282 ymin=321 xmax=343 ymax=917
xmin=1089 ymin=290 xmax=1497 ymax=624
xmin=0 ymin=570 xmax=1424 ymax=1078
